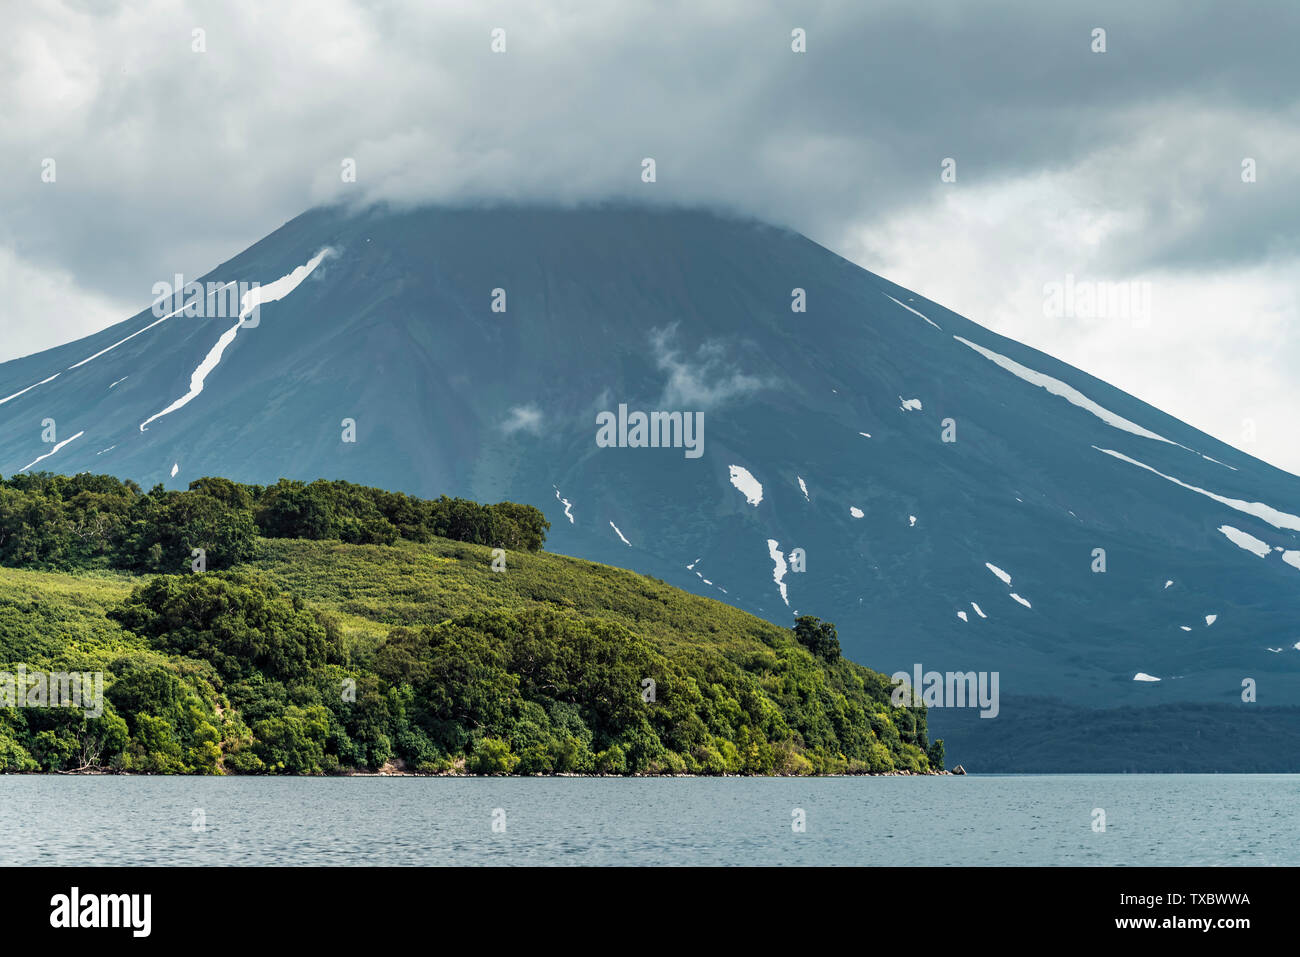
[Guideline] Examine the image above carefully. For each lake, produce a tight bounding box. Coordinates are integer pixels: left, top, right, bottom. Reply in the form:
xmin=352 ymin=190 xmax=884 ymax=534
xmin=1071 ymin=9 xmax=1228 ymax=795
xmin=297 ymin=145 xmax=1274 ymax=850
xmin=3 ymin=774 xmax=1295 ymax=866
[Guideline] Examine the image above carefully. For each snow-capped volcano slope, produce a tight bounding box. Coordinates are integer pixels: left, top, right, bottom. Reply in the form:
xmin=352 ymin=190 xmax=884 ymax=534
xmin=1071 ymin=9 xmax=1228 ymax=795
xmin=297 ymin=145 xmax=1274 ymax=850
xmin=3 ymin=204 xmax=1298 ymax=770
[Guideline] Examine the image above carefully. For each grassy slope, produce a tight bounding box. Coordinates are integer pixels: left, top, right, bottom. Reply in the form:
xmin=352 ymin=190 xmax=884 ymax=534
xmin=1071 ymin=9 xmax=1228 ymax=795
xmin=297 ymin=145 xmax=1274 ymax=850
xmin=248 ymin=538 xmax=801 ymax=659
xmin=0 ymin=566 xmax=139 ymax=670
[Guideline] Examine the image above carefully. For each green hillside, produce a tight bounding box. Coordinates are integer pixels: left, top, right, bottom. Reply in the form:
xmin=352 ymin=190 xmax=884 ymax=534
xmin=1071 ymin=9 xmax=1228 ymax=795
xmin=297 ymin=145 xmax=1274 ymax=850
xmin=0 ymin=473 xmax=940 ymax=775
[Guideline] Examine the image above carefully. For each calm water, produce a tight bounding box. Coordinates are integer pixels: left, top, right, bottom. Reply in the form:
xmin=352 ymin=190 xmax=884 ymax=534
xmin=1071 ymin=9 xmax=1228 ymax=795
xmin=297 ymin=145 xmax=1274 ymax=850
xmin=2 ymin=774 xmax=1295 ymax=866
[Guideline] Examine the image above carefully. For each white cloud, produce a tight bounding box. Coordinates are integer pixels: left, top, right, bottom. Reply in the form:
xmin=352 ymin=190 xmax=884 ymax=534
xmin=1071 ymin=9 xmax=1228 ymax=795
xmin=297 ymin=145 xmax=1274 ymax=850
xmin=844 ymin=126 xmax=1300 ymax=476
xmin=0 ymin=248 xmax=132 ymax=362
xmin=501 ymin=404 xmax=544 ymax=435
xmin=650 ymin=326 xmax=767 ymax=410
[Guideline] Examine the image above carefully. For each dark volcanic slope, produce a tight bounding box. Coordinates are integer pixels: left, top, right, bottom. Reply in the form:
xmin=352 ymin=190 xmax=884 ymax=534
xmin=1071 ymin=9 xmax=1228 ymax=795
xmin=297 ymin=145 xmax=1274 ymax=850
xmin=3 ymin=204 xmax=1298 ymax=769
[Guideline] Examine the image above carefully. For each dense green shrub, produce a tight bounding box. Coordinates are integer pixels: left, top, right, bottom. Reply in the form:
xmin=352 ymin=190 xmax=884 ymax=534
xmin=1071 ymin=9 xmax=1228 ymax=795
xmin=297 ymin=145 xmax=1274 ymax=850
xmin=793 ymin=615 xmax=841 ymax=661
xmin=0 ymin=472 xmax=549 ymax=575
xmin=109 ymin=573 xmax=341 ymax=682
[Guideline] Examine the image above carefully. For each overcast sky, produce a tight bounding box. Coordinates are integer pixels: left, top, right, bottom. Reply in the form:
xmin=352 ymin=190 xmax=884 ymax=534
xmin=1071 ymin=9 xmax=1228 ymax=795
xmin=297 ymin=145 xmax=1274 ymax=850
xmin=3 ymin=0 xmax=1298 ymax=472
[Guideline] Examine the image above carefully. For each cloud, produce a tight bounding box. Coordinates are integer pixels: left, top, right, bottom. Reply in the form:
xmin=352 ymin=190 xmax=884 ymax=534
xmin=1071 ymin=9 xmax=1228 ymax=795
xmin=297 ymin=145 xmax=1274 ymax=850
xmin=501 ymin=404 xmax=544 ymax=435
xmin=650 ymin=326 xmax=767 ymax=410
xmin=0 ymin=247 xmax=132 ymax=360
xmin=1 ymin=0 xmax=1297 ymax=471
xmin=5 ymin=1 xmax=1297 ymax=302
xmin=846 ymin=163 xmax=1300 ymax=475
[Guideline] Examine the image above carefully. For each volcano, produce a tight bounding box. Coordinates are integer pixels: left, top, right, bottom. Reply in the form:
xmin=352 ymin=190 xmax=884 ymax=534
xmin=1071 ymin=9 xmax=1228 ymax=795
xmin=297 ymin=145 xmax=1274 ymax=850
xmin=4 ymin=203 xmax=1299 ymax=770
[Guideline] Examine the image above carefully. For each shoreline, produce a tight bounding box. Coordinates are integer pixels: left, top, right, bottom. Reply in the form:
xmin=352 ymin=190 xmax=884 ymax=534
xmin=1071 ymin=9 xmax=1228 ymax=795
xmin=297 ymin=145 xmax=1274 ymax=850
xmin=9 ymin=768 xmax=960 ymax=778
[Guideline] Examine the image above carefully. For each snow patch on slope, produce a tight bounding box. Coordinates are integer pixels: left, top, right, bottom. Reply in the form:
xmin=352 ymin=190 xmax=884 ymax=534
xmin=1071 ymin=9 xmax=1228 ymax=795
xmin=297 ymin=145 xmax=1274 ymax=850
xmin=956 ymin=336 xmax=1183 ymax=447
xmin=609 ymin=522 xmax=631 ymax=546
xmin=1219 ymin=525 xmax=1271 ymax=558
xmin=883 ymin=293 xmax=942 ymax=330
xmin=1202 ymin=454 xmax=1238 ymax=471
xmin=552 ymin=487 xmax=574 ymax=524
xmin=729 ymin=465 xmax=763 ymax=506
xmin=0 ymin=373 xmax=60 ymax=407
xmin=140 ymin=323 xmax=241 ymax=431
xmin=138 ymin=250 xmax=332 ymax=432
xmin=985 ymin=562 xmax=1012 ymax=585
xmin=238 ymin=249 xmax=333 ymax=319
xmin=1095 ymin=447 xmax=1300 ymax=531
xmin=19 ymin=431 xmax=85 ymax=472
xmin=69 ymin=283 xmax=236 ymax=371
xmin=766 ymin=539 xmax=789 ymax=605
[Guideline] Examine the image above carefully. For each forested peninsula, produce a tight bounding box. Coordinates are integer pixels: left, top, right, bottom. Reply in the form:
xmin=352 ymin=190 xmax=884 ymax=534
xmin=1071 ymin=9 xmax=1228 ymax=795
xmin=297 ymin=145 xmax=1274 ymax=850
xmin=0 ymin=473 xmax=943 ymax=775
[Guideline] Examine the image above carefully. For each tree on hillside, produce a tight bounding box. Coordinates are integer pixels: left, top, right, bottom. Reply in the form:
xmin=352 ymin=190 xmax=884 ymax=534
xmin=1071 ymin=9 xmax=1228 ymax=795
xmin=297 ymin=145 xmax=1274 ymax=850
xmin=927 ymin=738 xmax=945 ymax=770
xmin=792 ymin=615 xmax=841 ymax=661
